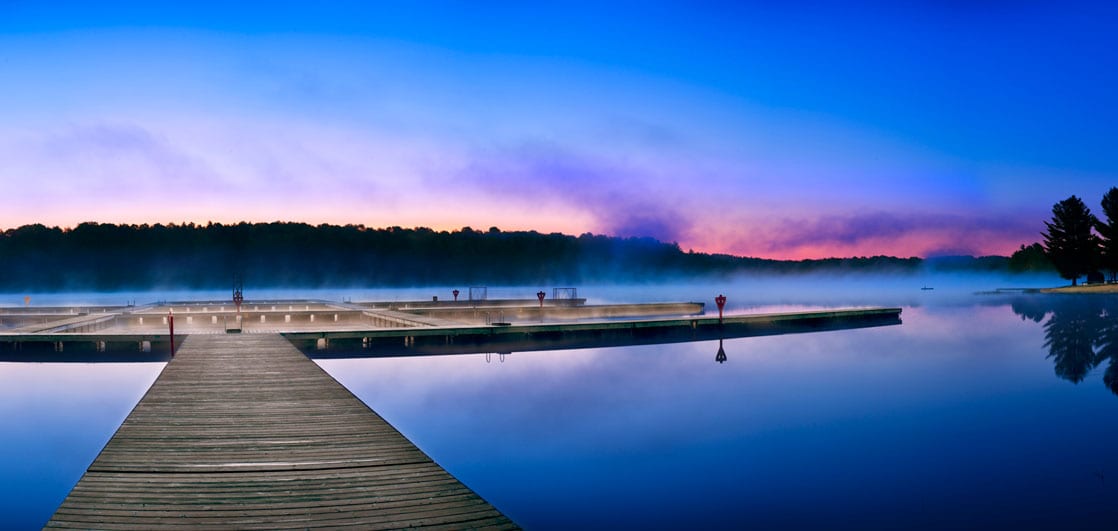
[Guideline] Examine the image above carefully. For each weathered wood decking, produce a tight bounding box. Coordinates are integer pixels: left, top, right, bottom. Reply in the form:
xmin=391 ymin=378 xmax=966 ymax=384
xmin=46 ymin=334 xmax=516 ymax=529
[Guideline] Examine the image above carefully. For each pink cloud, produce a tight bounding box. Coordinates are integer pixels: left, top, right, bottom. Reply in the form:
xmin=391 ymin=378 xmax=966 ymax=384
xmin=693 ymin=211 xmax=1041 ymax=260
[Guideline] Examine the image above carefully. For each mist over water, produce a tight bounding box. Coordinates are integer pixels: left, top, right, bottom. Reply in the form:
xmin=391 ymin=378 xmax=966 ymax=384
xmin=584 ymin=270 xmax=1057 ymax=309
xmin=5 ymin=271 xmax=1116 ymax=529
xmin=0 ymin=270 xmax=1059 ymax=309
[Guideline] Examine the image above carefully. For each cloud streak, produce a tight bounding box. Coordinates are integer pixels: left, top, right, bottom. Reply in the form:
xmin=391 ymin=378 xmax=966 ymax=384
xmin=458 ymin=141 xmax=694 ymax=243
xmin=40 ymin=123 xmax=221 ymax=189
xmin=718 ymin=211 xmax=1042 ymax=259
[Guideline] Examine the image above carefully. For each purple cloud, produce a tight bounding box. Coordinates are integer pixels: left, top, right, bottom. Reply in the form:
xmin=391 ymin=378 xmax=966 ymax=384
xmin=34 ymin=122 xmax=223 ymax=191
xmin=756 ymin=211 xmax=1041 ymax=257
xmin=459 ymin=141 xmax=692 ymax=243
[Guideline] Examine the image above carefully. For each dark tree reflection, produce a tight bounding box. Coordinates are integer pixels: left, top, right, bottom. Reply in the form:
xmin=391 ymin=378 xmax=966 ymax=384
xmin=1043 ymin=301 xmax=1103 ymax=383
xmin=1010 ymin=298 xmax=1051 ymax=323
xmin=1013 ymin=295 xmax=1118 ymax=394
xmin=1096 ymin=301 xmax=1118 ymax=394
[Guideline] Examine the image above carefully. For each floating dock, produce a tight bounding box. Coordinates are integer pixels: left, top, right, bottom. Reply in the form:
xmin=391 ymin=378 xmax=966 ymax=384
xmin=291 ymin=307 xmax=903 ymax=358
xmin=0 ymin=299 xmax=900 ymax=361
xmin=45 ymin=334 xmax=517 ymax=530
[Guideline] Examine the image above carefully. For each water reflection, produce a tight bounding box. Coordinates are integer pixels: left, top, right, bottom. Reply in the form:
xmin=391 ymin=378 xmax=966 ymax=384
xmin=715 ymin=339 xmax=727 ymax=364
xmin=485 ymin=352 xmax=510 ymax=363
xmin=1011 ymin=295 xmax=1118 ymax=394
xmin=7 ymin=289 xmax=1118 ymax=529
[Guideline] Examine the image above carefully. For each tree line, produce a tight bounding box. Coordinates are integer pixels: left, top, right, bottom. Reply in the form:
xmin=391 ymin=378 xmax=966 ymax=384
xmin=1035 ymin=187 xmax=1118 ymax=286
xmin=0 ymin=222 xmax=945 ymax=290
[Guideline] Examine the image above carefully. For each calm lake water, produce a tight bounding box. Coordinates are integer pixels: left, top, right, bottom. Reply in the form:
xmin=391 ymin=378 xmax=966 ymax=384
xmin=3 ymin=275 xmax=1118 ymax=529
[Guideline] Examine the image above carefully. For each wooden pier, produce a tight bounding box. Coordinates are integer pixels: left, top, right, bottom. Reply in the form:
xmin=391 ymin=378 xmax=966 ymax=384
xmin=45 ymin=334 xmax=516 ymax=529
xmin=16 ymin=297 xmax=901 ymax=526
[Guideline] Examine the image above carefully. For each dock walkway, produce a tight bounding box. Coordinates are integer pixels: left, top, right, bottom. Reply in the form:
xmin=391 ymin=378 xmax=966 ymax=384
xmin=8 ymin=312 xmax=121 ymax=334
xmin=46 ymin=334 xmax=516 ymax=529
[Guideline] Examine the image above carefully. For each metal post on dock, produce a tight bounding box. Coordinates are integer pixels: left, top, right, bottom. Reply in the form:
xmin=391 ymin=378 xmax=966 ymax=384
xmin=715 ymin=294 xmax=727 ymax=322
xmin=168 ymin=309 xmax=175 ymax=358
xmin=233 ymin=283 xmax=244 ymax=316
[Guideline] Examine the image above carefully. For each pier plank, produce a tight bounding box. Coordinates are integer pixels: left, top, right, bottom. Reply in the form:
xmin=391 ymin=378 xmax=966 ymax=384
xmin=45 ymin=333 xmax=516 ymax=529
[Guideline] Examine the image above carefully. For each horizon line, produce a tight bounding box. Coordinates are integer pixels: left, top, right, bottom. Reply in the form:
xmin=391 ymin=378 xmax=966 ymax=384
xmin=0 ymin=219 xmax=1025 ymax=263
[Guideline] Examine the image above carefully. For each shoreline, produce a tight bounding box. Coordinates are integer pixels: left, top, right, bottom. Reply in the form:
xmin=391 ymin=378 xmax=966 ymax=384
xmin=1040 ymin=284 xmax=1118 ymax=294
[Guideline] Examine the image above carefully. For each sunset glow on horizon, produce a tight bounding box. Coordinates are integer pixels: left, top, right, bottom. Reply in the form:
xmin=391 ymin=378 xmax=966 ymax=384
xmin=2 ymin=2 xmax=1116 ymax=260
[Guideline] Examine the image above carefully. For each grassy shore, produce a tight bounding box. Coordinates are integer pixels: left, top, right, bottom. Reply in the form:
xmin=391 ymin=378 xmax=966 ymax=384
xmin=1040 ymin=284 xmax=1118 ymax=294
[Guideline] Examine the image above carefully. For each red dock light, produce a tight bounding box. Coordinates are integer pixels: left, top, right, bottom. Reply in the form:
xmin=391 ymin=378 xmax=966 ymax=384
xmin=453 ymin=289 xmax=460 ymax=301
xmin=537 ymin=290 xmax=546 ymax=308
xmin=715 ymin=294 xmax=727 ymax=321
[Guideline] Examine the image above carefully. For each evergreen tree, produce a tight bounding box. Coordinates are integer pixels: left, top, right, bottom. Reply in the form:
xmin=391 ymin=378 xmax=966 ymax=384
xmin=1096 ymin=187 xmax=1118 ymax=282
xmin=1042 ymin=195 xmax=1099 ymax=286
xmin=1008 ymin=242 xmax=1054 ymax=272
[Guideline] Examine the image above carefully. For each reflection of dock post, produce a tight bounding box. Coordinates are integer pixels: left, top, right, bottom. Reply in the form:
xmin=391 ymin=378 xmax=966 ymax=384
xmin=715 ymin=339 xmax=726 ymax=364
xmin=485 ymin=352 xmax=509 ymax=363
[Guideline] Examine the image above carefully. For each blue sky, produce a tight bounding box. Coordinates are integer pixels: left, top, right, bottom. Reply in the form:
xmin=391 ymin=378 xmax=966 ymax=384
xmin=1 ymin=1 xmax=1115 ymax=258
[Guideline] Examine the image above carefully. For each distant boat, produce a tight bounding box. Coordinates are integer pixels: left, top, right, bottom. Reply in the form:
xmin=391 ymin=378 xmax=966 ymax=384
xmin=921 ymin=286 xmax=934 ymax=291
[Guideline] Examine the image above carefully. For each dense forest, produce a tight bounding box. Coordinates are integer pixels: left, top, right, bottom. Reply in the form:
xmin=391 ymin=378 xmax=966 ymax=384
xmin=0 ymin=222 xmax=1041 ymax=290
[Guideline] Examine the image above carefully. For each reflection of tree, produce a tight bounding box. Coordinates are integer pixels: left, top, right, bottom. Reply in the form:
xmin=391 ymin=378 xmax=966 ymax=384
xmin=1012 ymin=296 xmax=1118 ymax=394
xmin=1010 ymin=298 xmax=1050 ymax=323
xmin=1042 ymin=302 xmax=1102 ymax=383
xmin=1103 ymin=358 xmax=1118 ymax=395
xmin=1096 ymin=302 xmax=1118 ymax=394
